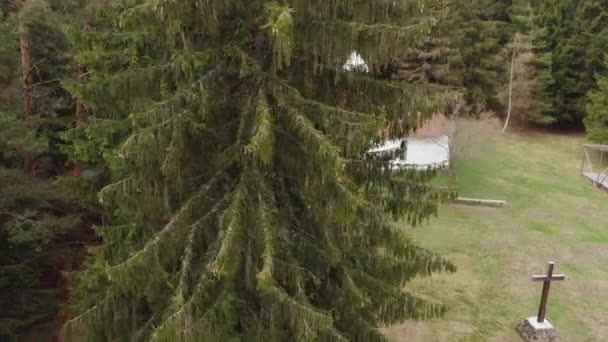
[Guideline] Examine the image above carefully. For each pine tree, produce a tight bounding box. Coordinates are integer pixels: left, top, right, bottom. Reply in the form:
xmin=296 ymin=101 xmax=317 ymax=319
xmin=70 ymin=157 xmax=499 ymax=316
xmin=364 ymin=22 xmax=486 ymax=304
xmin=392 ymin=0 xmax=515 ymax=107
xmin=1 ymin=0 xmax=83 ymax=175
xmin=585 ymin=58 xmax=608 ymax=144
xmin=445 ymin=0 xmax=510 ymax=106
xmin=0 ymin=1 xmax=94 ymax=340
xmin=531 ymin=0 xmax=608 ymax=124
xmin=527 ymin=23 xmax=557 ymax=124
xmin=569 ymin=0 xmax=608 ymax=122
xmin=528 ymin=0 xmax=569 ymax=124
xmin=390 ymin=1 xmax=457 ymax=86
xmin=63 ymin=1 xmax=455 ymax=341
xmin=553 ymin=0 xmax=608 ymax=123
xmin=0 ymin=166 xmax=86 ymax=341
xmin=392 ymin=0 xmax=533 ymax=110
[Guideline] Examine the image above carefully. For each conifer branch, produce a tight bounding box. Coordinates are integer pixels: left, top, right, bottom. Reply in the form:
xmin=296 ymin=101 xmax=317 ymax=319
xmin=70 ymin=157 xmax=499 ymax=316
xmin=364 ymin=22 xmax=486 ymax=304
xmin=244 ymin=92 xmax=274 ymax=166
xmin=105 ymin=170 xmax=230 ymax=287
xmin=153 ymin=290 xmax=239 ymax=342
xmin=355 ymin=272 xmax=445 ymax=322
xmin=255 ymin=190 xmax=276 ymax=288
xmin=260 ymin=285 xmax=336 ymax=340
xmin=280 ymin=106 xmax=345 ymax=179
xmin=289 ymin=0 xmax=422 ymax=24
xmin=291 ymin=63 xmax=445 ymax=130
xmin=173 ymin=194 xmax=232 ymax=307
xmin=296 ymin=17 xmax=437 ymax=66
xmin=210 ymin=179 xmax=248 ymax=277
xmin=262 ymin=3 xmax=295 ymax=70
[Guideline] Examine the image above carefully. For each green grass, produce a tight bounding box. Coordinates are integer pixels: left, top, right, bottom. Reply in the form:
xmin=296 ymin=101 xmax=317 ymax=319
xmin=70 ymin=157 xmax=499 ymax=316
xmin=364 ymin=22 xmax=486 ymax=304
xmin=384 ymin=120 xmax=608 ymax=341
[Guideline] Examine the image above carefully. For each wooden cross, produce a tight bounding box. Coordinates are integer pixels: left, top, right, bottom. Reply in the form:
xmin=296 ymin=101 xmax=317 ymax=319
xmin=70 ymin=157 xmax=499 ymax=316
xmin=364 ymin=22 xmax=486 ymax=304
xmin=532 ymin=261 xmax=566 ymax=323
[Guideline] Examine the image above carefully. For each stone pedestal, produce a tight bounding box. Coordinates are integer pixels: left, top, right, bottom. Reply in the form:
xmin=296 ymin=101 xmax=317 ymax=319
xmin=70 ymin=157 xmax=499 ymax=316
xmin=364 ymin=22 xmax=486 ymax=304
xmin=516 ymin=317 xmax=559 ymax=342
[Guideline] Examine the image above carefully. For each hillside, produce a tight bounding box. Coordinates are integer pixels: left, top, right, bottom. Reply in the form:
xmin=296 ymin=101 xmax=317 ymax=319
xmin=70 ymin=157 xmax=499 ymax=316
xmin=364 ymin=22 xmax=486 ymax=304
xmin=386 ymin=119 xmax=608 ymax=341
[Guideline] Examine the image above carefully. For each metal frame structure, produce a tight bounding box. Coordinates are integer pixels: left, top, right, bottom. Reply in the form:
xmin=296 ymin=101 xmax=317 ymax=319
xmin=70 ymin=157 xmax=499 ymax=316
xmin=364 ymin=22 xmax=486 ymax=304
xmin=580 ymin=144 xmax=608 ymax=189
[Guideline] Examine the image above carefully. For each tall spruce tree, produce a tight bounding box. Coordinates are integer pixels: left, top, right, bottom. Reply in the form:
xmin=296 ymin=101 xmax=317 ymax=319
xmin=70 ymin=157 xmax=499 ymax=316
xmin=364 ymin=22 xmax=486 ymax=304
xmin=63 ymin=1 xmax=455 ymax=341
xmin=390 ymin=1 xmax=457 ymax=86
xmin=1 ymin=0 xmax=85 ymax=174
xmin=445 ymin=0 xmax=511 ymax=106
xmin=528 ymin=0 xmax=570 ymax=123
xmin=585 ymin=57 xmax=608 ymax=144
xmin=527 ymin=23 xmax=557 ymax=124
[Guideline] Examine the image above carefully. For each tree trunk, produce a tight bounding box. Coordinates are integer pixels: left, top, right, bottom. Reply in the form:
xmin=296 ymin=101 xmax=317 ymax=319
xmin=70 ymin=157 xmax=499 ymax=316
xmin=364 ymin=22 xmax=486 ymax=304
xmin=502 ymin=47 xmax=515 ymax=134
xmin=74 ymin=100 xmax=84 ymax=123
xmin=70 ymin=19 xmax=93 ymax=177
xmin=74 ymin=93 xmax=84 ymax=125
xmin=74 ymin=61 xmax=88 ymax=125
xmin=20 ymin=32 xmax=33 ymax=120
xmin=18 ymin=0 xmax=35 ymax=173
xmin=70 ymin=64 xmax=87 ymax=176
xmin=74 ymin=21 xmax=90 ymax=126
xmin=70 ymin=162 xmax=82 ymax=178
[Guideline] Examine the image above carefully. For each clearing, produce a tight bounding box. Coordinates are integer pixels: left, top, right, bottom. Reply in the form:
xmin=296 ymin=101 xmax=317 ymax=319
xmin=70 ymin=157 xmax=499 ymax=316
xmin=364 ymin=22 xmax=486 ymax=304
xmin=385 ymin=119 xmax=608 ymax=341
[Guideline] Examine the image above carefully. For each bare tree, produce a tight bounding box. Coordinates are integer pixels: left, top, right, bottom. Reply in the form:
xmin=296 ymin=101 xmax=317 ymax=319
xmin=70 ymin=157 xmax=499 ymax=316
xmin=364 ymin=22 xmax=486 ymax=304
xmin=501 ymin=33 xmax=533 ymax=133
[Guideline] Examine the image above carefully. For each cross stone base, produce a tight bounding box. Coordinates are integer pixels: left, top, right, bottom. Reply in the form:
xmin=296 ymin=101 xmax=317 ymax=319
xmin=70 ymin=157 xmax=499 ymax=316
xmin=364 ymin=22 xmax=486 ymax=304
xmin=516 ymin=317 xmax=559 ymax=342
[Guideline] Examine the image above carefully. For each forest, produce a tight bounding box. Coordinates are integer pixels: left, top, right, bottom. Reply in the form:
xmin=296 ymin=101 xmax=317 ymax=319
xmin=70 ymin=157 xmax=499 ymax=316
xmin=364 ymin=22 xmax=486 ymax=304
xmin=1 ymin=0 xmax=607 ymax=341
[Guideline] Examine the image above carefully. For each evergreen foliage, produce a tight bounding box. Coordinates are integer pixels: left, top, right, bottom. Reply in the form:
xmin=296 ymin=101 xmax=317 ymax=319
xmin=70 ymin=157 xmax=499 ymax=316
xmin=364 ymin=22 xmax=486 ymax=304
xmin=394 ymin=0 xmax=524 ymax=108
xmin=0 ymin=0 xmax=82 ymax=173
xmin=390 ymin=1 xmax=456 ymax=86
xmin=531 ymin=0 xmax=608 ymax=124
xmin=0 ymin=167 xmax=83 ymax=341
xmin=0 ymin=110 xmax=47 ymax=165
xmin=527 ymin=22 xmax=556 ymax=124
xmin=585 ymin=58 xmax=608 ymax=144
xmin=448 ymin=0 xmax=513 ymax=106
xmin=0 ymin=1 xmax=93 ymax=340
xmin=63 ymin=1 xmax=456 ymax=341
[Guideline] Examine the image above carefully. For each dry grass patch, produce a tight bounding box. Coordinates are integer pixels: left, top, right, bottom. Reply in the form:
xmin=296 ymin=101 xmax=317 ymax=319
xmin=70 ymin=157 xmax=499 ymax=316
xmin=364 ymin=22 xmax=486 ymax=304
xmin=387 ymin=119 xmax=608 ymax=341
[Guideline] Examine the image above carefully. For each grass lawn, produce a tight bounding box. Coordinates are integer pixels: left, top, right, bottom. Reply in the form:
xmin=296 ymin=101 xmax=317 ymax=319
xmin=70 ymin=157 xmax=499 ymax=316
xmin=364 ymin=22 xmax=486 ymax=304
xmin=384 ymin=119 xmax=608 ymax=341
